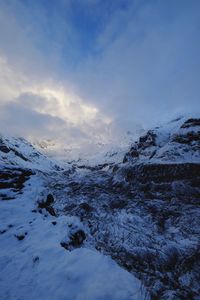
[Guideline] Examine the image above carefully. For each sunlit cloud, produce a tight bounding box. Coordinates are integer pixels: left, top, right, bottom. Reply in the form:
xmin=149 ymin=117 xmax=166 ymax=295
xmin=0 ymin=0 xmax=199 ymax=157
xmin=0 ymin=55 xmax=114 ymax=152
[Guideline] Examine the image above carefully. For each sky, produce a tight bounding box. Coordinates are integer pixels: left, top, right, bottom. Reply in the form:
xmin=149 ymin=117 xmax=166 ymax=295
xmin=0 ymin=0 xmax=200 ymax=152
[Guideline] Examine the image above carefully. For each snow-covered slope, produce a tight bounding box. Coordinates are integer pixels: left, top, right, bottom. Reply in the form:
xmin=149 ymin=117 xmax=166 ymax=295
xmin=123 ymin=116 xmax=200 ymax=165
xmin=0 ymin=116 xmax=199 ymax=300
xmin=47 ymin=116 xmax=199 ymax=299
xmin=0 ymin=134 xmax=65 ymax=171
xmin=0 ymin=134 xmax=148 ymax=300
xmin=0 ymin=176 xmax=146 ymax=300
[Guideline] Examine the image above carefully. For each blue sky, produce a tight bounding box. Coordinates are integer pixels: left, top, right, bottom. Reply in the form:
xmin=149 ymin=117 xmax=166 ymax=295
xmin=0 ymin=0 xmax=199 ymax=148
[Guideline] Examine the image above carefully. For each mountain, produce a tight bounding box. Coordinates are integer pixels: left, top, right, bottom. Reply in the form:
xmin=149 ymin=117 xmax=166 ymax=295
xmin=0 ymin=134 xmax=147 ymax=299
xmin=0 ymin=116 xmax=199 ymax=299
xmin=0 ymin=134 xmax=65 ymax=171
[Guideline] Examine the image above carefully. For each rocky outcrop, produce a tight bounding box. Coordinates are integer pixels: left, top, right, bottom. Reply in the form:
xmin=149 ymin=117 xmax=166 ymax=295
xmin=0 ymin=168 xmax=34 ymax=200
xmin=123 ymin=118 xmax=200 ymax=164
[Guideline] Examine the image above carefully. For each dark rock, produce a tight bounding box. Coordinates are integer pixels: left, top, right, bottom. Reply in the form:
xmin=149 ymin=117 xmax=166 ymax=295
xmin=123 ymin=131 xmax=157 ymax=163
xmin=172 ymin=131 xmax=200 ymax=144
xmin=61 ymin=230 xmax=86 ymax=251
xmin=0 ymin=139 xmax=10 ymax=153
xmin=79 ymin=202 xmax=93 ymax=212
xmin=138 ymin=130 xmax=157 ymax=149
xmin=46 ymin=194 xmax=54 ymax=205
xmin=38 ymin=194 xmax=54 ymax=209
xmin=70 ymin=230 xmax=86 ymax=247
xmin=124 ymin=163 xmax=200 ymax=184
xmin=60 ymin=242 xmax=69 ymax=250
xmin=181 ymin=118 xmax=200 ymax=128
xmin=33 ymin=256 xmax=39 ymax=263
xmin=46 ymin=206 xmax=56 ymax=217
xmin=10 ymin=148 xmax=29 ymax=161
xmin=0 ymin=168 xmax=33 ymax=192
xmin=110 ymin=199 xmax=128 ymax=209
xmin=15 ymin=234 xmax=26 ymax=240
xmin=0 ymin=138 xmax=29 ymax=160
xmin=52 ymin=221 xmax=57 ymax=225
xmin=0 ymin=229 xmax=6 ymax=234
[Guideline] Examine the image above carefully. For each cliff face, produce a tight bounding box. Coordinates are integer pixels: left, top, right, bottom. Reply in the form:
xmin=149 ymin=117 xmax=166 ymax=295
xmin=113 ymin=118 xmax=200 ymax=202
xmin=106 ymin=118 xmax=200 ymax=298
xmin=123 ymin=118 xmax=200 ymax=164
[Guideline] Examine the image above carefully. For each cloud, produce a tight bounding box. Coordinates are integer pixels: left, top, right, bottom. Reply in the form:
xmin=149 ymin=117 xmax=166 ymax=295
xmin=0 ymin=92 xmax=89 ymax=142
xmin=0 ymin=0 xmax=199 ymax=154
xmin=74 ymin=0 xmax=200 ymax=127
xmin=0 ymin=56 xmax=116 ymax=149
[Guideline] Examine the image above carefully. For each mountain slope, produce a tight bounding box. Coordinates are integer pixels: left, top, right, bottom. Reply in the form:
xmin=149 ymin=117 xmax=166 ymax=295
xmin=0 ymin=134 xmax=64 ymax=171
xmin=0 ymin=134 xmax=148 ymax=300
xmin=48 ymin=116 xmax=199 ymax=299
xmin=0 ymin=117 xmax=199 ymax=299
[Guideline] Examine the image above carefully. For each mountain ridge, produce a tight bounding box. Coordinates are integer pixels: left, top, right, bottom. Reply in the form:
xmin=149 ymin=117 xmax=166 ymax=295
xmin=0 ymin=116 xmax=200 ymax=299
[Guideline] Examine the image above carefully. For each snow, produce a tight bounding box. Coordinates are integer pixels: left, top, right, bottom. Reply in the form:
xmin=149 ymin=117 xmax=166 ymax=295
xmin=0 ymin=175 xmax=148 ymax=300
xmin=1 ymin=115 xmax=199 ymax=299
xmin=123 ymin=115 xmax=200 ymax=165
xmin=0 ymin=133 xmax=67 ymax=172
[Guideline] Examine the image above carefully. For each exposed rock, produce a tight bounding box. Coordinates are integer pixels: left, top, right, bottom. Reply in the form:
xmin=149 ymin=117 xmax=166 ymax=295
xmin=138 ymin=130 xmax=157 ymax=149
xmin=0 ymin=139 xmax=10 ymax=153
xmin=124 ymin=163 xmax=200 ymax=184
xmin=79 ymin=202 xmax=93 ymax=212
xmin=110 ymin=199 xmax=128 ymax=209
xmin=180 ymin=118 xmax=200 ymax=128
xmin=33 ymin=256 xmax=39 ymax=263
xmin=38 ymin=194 xmax=54 ymax=209
xmin=60 ymin=230 xmax=86 ymax=250
xmin=46 ymin=206 xmax=57 ymax=217
xmin=70 ymin=230 xmax=86 ymax=247
xmin=0 ymin=168 xmax=34 ymax=197
xmin=172 ymin=131 xmax=200 ymax=144
xmin=46 ymin=194 xmax=54 ymax=205
xmin=15 ymin=232 xmax=27 ymax=240
xmin=10 ymin=148 xmax=29 ymax=161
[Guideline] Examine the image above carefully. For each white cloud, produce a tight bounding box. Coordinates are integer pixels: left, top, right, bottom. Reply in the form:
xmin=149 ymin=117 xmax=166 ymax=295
xmin=0 ymin=0 xmax=199 ymax=156
xmin=0 ymin=56 xmax=117 ymax=150
xmin=74 ymin=1 xmax=200 ymax=127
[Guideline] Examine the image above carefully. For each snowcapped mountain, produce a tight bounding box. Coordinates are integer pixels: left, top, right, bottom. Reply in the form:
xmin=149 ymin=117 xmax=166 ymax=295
xmin=32 ymin=122 xmax=144 ymax=167
xmin=0 ymin=134 xmax=66 ymax=171
xmin=0 ymin=116 xmax=199 ymax=300
xmin=0 ymin=133 xmax=148 ymax=299
xmin=123 ymin=116 xmax=200 ymax=164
